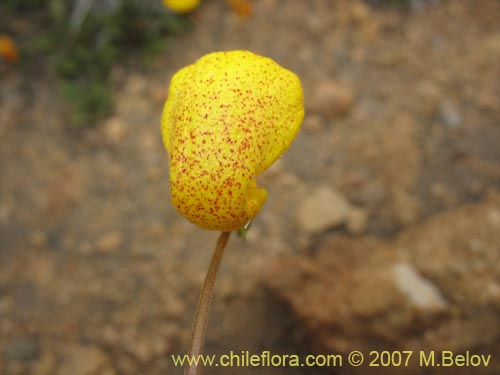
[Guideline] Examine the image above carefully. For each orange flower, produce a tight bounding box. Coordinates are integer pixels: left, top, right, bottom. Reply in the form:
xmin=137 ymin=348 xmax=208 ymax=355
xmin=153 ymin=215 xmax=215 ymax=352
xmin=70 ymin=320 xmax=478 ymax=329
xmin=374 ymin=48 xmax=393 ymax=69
xmin=227 ymin=0 xmax=253 ymax=19
xmin=161 ymin=51 xmax=304 ymax=231
xmin=0 ymin=35 xmax=19 ymax=64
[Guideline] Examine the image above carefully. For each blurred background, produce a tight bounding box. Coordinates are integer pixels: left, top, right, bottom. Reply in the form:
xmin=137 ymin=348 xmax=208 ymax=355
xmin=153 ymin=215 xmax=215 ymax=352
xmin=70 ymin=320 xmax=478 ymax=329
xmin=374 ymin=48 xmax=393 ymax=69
xmin=1 ymin=0 xmax=499 ymax=374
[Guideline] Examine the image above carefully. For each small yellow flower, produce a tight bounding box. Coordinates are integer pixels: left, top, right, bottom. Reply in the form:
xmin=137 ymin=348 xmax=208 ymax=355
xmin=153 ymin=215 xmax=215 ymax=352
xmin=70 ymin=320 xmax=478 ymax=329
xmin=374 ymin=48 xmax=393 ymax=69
xmin=161 ymin=50 xmax=304 ymax=231
xmin=162 ymin=0 xmax=201 ymax=13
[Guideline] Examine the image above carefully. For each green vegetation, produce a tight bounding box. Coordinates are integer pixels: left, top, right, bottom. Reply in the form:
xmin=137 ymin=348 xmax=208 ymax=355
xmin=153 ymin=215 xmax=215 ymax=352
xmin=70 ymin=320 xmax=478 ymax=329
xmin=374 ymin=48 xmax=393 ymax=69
xmin=3 ymin=0 xmax=189 ymax=127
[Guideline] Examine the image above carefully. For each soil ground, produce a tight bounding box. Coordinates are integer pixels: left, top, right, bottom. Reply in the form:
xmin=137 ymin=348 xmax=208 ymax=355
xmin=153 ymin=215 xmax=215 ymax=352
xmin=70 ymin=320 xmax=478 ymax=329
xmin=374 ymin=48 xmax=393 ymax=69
xmin=1 ymin=1 xmax=499 ymax=374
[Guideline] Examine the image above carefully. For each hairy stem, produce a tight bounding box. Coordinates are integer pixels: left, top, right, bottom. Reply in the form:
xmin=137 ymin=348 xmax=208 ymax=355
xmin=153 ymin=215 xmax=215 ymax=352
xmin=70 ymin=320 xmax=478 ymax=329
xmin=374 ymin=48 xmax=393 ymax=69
xmin=185 ymin=231 xmax=231 ymax=375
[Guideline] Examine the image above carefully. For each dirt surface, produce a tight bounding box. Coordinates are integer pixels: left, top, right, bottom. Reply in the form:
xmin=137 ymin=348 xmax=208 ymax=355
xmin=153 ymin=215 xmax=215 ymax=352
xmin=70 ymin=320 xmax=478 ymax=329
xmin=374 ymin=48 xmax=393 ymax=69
xmin=1 ymin=0 xmax=500 ymax=374
xmin=266 ymin=192 xmax=500 ymax=375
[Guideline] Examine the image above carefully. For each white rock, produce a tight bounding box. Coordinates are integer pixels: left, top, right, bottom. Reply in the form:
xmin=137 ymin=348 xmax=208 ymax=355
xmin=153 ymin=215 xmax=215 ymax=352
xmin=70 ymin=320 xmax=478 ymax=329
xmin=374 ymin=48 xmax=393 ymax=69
xmin=393 ymin=262 xmax=447 ymax=310
xmin=297 ymin=185 xmax=350 ymax=233
xmin=439 ymin=100 xmax=462 ymax=129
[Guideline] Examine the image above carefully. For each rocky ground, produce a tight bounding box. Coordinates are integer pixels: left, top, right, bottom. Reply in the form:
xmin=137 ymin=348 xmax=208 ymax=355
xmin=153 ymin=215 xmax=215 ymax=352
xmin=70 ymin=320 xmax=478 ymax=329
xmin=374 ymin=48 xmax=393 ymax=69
xmin=1 ymin=0 xmax=499 ymax=374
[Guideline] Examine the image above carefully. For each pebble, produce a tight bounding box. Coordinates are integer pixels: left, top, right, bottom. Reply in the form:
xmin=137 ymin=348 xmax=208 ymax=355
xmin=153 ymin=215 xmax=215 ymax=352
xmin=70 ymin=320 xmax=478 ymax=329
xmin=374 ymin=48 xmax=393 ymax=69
xmin=133 ymin=336 xmax=167 ymax=363
xmin=95 ymin=231 xmax=124 ymax=253
xmin=139 ymin=131 xmax=159 ymax=153
xmin=102 ymin=117 xmax=128 ymax=144
xmin=101 ymin=326 xmax=120 ymax=345
xmin=438 ymin=100 xmax=462 ymax=129
xmin=0 ymin=202 xmax=12 ymax=223
xmin=303 ymin=113 xmax=325 ymax=133
xmin=279 ymin=172 xmax=300 ymax=188
xmin=133 ymin=339 xmax=155 ymax=363
xmin=57 ymin=345 xmax=110 ymax=375
xmin=151 ymin=84 xmax=167 ymax=104
xmin=296 ymin=185 xmax=351 ymax=233
xmin=164 ymin=297 xmax=186 ymax=320
xmin=488 ymin=208 xmax=500 ymax=227
xmin=346 ymin=207 xmax=368 ymax=234
xmin=124 ymin=73 xmax=149 ymax=95
xmin=415 ymin=80 xmax=441 ymax=116
xmin=147 ymin=165 xmax=163 ymax=181
xmin=431 ymin=182 xmax=456 ymax=206
xmin=29 ymin=231 xmax=48 ymax=246
xmin=306 ymin=80 xmax=354 ymax=117
xmin=392 ymin=262 xmax=447 ymax=310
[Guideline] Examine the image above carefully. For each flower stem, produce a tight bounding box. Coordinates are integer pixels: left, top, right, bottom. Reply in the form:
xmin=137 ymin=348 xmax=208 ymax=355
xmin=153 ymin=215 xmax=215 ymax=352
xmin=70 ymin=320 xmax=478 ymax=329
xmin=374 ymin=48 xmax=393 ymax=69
xmin=185 ymin=231 xmax=231 ymax=375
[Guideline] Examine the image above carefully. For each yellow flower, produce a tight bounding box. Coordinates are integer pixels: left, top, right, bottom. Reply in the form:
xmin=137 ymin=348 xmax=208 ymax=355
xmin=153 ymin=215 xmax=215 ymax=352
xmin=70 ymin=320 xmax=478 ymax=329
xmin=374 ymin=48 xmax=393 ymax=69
xmin=161 ymin=50 xmax=304 ymax=231
xmin=162 ymin=0 xmax=201 ymax=13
